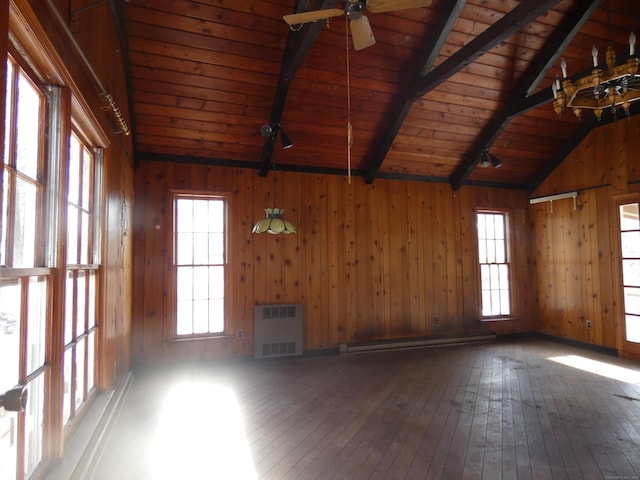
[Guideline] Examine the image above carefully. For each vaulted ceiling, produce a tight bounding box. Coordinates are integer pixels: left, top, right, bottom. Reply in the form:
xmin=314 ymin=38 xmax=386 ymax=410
xmin=115 ymin=0 xmax=640 ymax=192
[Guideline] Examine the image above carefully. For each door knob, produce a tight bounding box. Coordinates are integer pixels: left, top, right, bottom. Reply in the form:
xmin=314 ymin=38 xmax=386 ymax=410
xmin=0 ymin=385 xmax=28 ymax=412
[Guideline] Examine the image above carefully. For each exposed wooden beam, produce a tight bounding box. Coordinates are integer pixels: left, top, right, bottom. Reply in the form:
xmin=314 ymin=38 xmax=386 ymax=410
xmin=409 ymin=0 xmax=563 ymax=102
xmin=450 ymin=0 xmax=601 ymax=190
xmin=364 ymin=0 xmax=467 ymax=184
xmin=365 ymin=0 xmax=562 ymax=183
xmin=259 ymin=0 xmax=337 ymax=176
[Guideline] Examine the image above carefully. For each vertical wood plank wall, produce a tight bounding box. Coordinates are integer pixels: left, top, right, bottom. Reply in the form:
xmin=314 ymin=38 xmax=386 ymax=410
xmin=531 ymin=115 xmax=640 ymax=354
xmin=133 ymin=163 xmax=536 ymax=363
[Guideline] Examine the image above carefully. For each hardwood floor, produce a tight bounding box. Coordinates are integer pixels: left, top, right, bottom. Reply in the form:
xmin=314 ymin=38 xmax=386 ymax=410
xmin=90 ymin=339 xmax=640 ymax=479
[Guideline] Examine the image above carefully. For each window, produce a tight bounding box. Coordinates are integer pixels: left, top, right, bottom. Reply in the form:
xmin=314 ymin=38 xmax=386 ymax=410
xmin=1 ymin=55 xmax=48 ymax=480
xmin=619 ymin=202 xmax=640 ymax=344
xmin=477 ymin=210 xmax=511 ymax=318
xmin=174 ymin=194 xmax=227 ymax=336
xmin=62 ymin=132 xmax=99 ymax=425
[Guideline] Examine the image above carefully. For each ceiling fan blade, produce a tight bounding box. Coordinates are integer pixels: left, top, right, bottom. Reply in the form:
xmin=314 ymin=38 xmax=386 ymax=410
xmin=367 ymin=0 xmax=432 ymax=14
xmin=350 ymin=15 xmax=376 ymax=51
xmin=283 ymin=8 xmax=344 ymax=25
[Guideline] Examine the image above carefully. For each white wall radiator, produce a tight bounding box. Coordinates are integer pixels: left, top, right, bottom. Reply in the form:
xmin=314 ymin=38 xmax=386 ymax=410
xmin=254 ymin=304 xmax=303 ymax=359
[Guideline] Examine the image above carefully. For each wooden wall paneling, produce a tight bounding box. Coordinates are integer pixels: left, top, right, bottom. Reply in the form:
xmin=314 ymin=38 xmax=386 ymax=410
xmin=302 ymin=174 xmax=328 ymax=349
xmin=457 ymin=188 xmax=478 ymax=329
xmin=344 ymin=179 xmax=357 ymax=343
xmin=421 ymin=184 xmax=436 ymax=335
xmin=326 ymin=176 xmax=346 ymax=346
xmin=595 ymin=187 xmax=618 ymax=350
xmin=407 ymin=181 xmax=426 ymax=335
xmin=431 ymin=184 xmax=449 ymax=332
xmin=383 ymin=180 xmax=405 ymax=338
xmin=580 ymin=190 xmax=601 ymax=345
xmin=353 ymin=182 xmax=375 ymax=341
xmin=251 ymin=172 xmax=270 ymax=306
xmin=566 ymin=197 xmax=586 ymax=341
xmin=368 ymin=182 xmax=387 ymax=339
xmin=446 ymin=190 xmax=463 ymax=332
xmin=280 ymin=171 xmax=301 ymax=305
xmin=230 ymin=168 xmax=252 ymax=355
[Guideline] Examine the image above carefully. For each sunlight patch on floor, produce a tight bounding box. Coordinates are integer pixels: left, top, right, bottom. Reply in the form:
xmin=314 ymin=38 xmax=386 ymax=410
xmin=153 ymin=380 xmax=257 ymax=480
xmin=548 ymin=354 xmax=640 ymax=384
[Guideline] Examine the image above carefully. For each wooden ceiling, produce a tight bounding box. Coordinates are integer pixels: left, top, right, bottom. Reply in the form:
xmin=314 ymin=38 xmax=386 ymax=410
xmin=117 ymin=0 xmax=640 ymax=191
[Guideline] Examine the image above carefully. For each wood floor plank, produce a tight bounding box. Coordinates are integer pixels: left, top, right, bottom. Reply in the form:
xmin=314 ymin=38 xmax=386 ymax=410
xmin=90 ymin=339 xmax=640 ymax=480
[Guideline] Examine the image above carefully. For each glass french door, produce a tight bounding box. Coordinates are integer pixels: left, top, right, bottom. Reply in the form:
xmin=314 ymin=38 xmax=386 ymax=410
xmin=619 ymin=201 xmax=640 ymax=354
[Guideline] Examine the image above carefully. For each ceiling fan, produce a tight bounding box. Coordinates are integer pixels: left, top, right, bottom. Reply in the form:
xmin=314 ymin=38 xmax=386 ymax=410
xmin=283 ymin=0 xmax=432 ymax=51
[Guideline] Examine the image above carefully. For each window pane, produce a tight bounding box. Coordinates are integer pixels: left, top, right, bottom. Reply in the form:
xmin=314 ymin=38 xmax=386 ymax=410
xmin=75 ymin=339 xmax=85 ymax=410
xmin=81 ymin=147 xmax=92 ymax=209
xmin=620 ymin=204 xmax=639 ymax=231
xmin=67 ymin=205 xmax=79 ymax=264
xmin=68 ymin=134 xmax=80 ymax=205
xmin=0 ymin=279 xmax=21 ymax=392
xmin=624 ymin=287 xmax=640 ymax=315
xmin=3 ymin=59 xmax=12 ymax=166
xmin=176 ymin=300 xmax=193 ymax=335
xmin=15 ymin=74 xmax=41 ymax=179
xmin=193 ymin=232 xmax=208 ymax=264
xmin=177 ymin=199 xmax=193 ymax=233
xmin=24 ymin=373 xmax=45 ymax=478
xmin=621 ymin=231 xmax=640 ymax=258
xmin=27 ymin=277 xmax=47 ymax=374
xmin=210 ymin=232 xmax=224 ymax=264
xmin=65 ymin=272 xmax=74 ymax=345
xmin=63 ymin=348 xmax=72 ymax=424
xmin=176 ymin=232 xmax=192 ymax=265
xmin=0 ymin=172 xmax=8 ymax=266
xmin=626 ymin=314 xmax=640 ymax=343
xmin=0 ymin=408 xmax=17 ymax=479
xmin=76 ymin=271 xmax=86 ymax=337
xmin=80 ymin=211 xmax=89 ymax=264
xmin=88 ymin=271 xmax=96 ymax=329
xmin=87 ymin=331 xmax=95 ymax=392
xmin=193 ymin=200 xmax=209 ymax=232
xmin=209 ymin=299 xmax=224 ymax=333
xmin=622 ymin=260 xmax=640 ymax=287
xmin=13 ymin=177 xmax=37 ymax=267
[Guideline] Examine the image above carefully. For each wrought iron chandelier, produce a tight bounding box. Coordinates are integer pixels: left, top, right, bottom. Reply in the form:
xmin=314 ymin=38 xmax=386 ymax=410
xmin=552 ymin=32 xmax=639 ymax=121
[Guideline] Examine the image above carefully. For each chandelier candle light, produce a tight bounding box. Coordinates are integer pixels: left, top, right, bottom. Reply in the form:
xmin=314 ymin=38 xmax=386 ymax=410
xmin=552 ymin=32 xmax=639 ymax=121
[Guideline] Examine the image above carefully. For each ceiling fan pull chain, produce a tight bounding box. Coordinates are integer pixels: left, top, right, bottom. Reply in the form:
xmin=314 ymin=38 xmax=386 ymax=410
xmin=346 ymin=13 xmax=352 ymax=184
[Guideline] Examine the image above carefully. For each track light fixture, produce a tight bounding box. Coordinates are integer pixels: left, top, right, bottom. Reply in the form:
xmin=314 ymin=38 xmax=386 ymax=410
xmin=479 ymin=149 xmax=502 ymax=169
xmin=261 ymin=123 xmax=293 ymax=149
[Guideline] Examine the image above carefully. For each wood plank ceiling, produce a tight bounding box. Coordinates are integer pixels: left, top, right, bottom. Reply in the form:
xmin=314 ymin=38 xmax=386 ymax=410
xmin=116 ymin=0 xmax=640 ymax=192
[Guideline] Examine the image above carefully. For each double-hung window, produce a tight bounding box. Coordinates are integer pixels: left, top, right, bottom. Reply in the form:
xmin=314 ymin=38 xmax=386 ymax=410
xmin=1 ymin=54 xmax=48 ymax=480
xmin=477 ymin=210 xmax=511 ymax=318
xmin=62 ymin=131 xmax=99 ymax=425
xmin=174 ymin=194 xmax=227 ymax=336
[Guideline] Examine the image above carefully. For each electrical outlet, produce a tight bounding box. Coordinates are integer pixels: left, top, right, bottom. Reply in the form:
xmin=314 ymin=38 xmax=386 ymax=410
xmin=586 ymin=320 xmax=592 ymax=329
xmin=434 ymin=317 xmax=440 ymax=327
xmin=237 ymin=330 xmax=244 ymax=339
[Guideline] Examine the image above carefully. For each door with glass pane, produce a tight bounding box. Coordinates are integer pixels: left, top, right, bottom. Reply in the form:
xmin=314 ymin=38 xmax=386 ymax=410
xmin=619 ymin=201 xmax=640 ymax=356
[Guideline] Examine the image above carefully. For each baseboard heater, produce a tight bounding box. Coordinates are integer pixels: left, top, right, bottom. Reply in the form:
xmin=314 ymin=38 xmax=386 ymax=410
xmin=254 ymin=304 xmax=303 ymax=359
xmin=339 ymin=334 xmax=496 ymax=355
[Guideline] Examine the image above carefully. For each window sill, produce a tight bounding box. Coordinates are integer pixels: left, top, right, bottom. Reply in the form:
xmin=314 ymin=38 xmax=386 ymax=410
xmin=481 ymin=316 xmax=517 ymax=322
